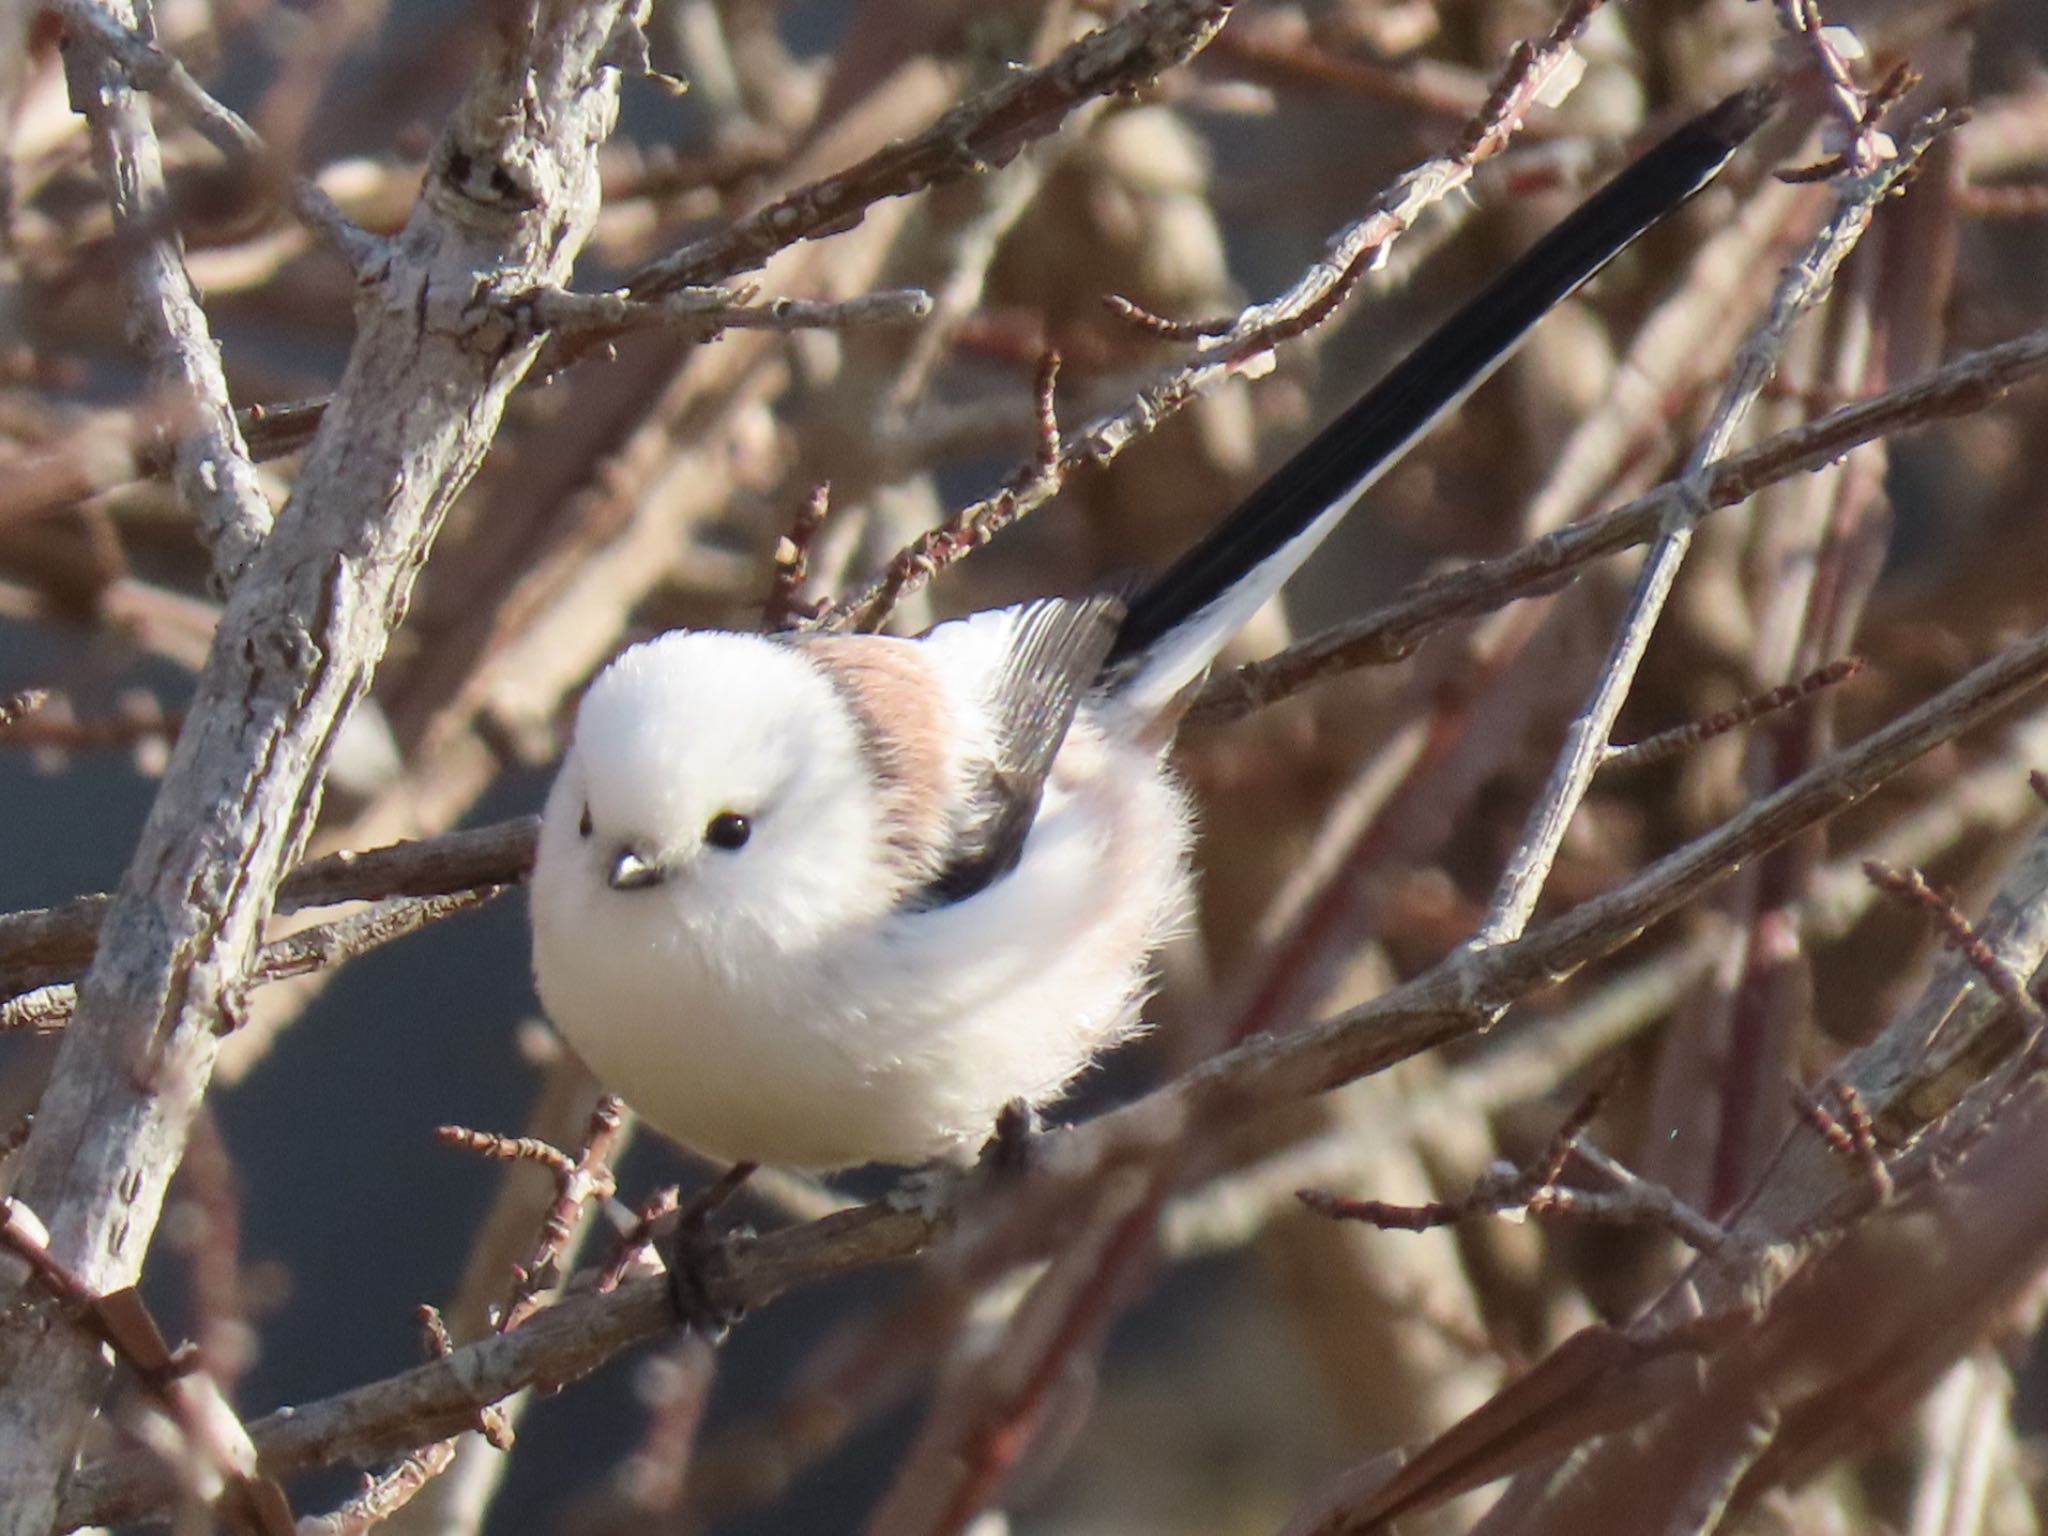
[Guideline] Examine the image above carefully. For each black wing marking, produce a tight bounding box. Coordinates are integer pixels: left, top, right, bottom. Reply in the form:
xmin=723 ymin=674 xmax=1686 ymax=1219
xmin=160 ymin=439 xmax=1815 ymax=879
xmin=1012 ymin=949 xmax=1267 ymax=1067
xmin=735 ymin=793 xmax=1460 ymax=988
xmin=912 ymin=595 xmax=1126 ymax=908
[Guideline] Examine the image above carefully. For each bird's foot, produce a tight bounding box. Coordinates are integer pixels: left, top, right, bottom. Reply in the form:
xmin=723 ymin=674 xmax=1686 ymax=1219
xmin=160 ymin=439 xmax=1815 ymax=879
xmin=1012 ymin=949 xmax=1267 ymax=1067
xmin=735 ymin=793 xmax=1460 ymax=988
xmin=979 ymin=1098 xmax=1041 ymax=1178
xmin=887 ymin=1162 xmax=966 ymax=1216
xmin=664 ymin=1160 xmax=757 ymax=1334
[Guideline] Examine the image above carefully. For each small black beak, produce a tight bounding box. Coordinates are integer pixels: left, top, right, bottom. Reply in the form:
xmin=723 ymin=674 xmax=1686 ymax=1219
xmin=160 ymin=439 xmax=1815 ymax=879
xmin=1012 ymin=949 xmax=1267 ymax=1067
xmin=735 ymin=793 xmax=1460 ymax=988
xmin=606 ymin=848 xmax=666 ymax=891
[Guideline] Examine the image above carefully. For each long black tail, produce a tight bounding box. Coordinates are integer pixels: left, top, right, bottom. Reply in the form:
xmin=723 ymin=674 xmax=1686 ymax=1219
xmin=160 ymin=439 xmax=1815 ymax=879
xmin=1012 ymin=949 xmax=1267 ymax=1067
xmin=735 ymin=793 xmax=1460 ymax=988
xmin=1101 ymin=83 xmax=1777 ymax=707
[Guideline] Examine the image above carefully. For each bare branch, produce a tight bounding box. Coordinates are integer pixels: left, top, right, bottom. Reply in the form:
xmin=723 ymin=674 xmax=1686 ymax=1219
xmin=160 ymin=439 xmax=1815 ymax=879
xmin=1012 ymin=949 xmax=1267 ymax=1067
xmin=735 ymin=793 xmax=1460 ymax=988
xmin=628 ymin=0 xmax=1238 ymax=298
xmin=762 ymin=483 xmax=833 ymax=630
xmin=821 ymin=0 xmax=1620 ymax=631
xmin=523 ymin=284 xmax=932 ymax=349
xmin=44 ymin=0 xmax=380 ymax=271
xmin=1191 ymin=323 xmax=2048 ymax=723
xmin=57 ymin=0 xmax=276 ymax=583
xmin=1603 ymin=657 xmax=1865 ymax=771
xmin=295 ymin=1442 xmax=457 ymax=1536
xmin=0 ymin=1197 xmax=293 ymax=1532
xmin=1534 ymin=1144 xmax=1750 ymax=1267
xmin=1469 ymin=109 xmax=1953 ymax=951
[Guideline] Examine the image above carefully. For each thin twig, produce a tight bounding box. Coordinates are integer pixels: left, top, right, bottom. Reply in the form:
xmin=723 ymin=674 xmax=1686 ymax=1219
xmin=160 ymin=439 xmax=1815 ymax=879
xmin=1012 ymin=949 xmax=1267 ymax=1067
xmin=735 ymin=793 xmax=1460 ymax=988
xmin=6 ymin=313 xmax=2047 ymax=1003
xmin=0 ymin=889 xmax=504 ymax=1033
xmin=1774 ymin=0 xmax=1899 ymax=178
xmin=1603 ymin=657 xmax=1865 ymax=770
xmin=1864 ymin=861 xmax=2048 ymax=1025
xmin=1297 ymin=1066 xmax=1616 ymax=1230
xmin=295 ymin=1442 xmax=457 ymax=1536
xmin=524 ymin=285 xmax=932 ymax=348
xmin=762 ymin=483 xmax=833 ymax=630
xmin=1190 ymin=323 xmax=2048 ymax=724
xmin=598 ymin=1187 xmax=683 ymax=1294
xmin=1531 ymin=1143 xmax=1749 ymax=1267
xmin=1793 ymin=1083 xmax=1894 ymax=1202
xmin=0 ymin=821 xmax=535 ymax=997
xmin=437 ymin=1096 xmax=627 ymax=1332
xmin=45 ymin=0 xmax=380 ymax=271
xmin=819 ymin=0 xmax=1616 ymax=632
xmin=1469 ymin=109 xmax=1952 ymax=952
xmin=839 ymin=349 xmax=1062 ymax=631
xmin=0 ymin=4 xmax=651 ymax=1505
xmin=628 ymin=0 xmax=1237 ymax=298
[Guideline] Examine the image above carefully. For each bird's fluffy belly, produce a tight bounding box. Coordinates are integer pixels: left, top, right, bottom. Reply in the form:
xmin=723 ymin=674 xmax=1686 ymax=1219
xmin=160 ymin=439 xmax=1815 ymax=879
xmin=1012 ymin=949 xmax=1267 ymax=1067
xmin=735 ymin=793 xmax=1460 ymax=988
xmin=534 ymin=908 xmax=1142 ymax=1168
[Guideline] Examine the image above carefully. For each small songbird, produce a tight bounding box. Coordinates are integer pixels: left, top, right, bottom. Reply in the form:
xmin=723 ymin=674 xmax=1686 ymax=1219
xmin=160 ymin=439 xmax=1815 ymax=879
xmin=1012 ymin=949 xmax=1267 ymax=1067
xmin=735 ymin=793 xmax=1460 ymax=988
xmin=531 ymin=88 xmax=1772 ymax=1171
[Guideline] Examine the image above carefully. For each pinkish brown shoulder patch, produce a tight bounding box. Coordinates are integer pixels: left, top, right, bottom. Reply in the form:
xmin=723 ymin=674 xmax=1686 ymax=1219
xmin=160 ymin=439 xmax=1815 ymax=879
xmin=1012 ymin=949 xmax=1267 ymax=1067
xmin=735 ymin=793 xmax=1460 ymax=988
xmin=785 ymin=635 xmax=956 ymax=887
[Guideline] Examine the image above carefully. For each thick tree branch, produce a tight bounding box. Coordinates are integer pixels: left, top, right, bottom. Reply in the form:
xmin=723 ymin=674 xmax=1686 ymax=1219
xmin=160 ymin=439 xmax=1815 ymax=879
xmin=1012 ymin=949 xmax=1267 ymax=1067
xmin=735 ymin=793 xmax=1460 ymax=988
xmin=0 ymin=0 xmax=649 ymax=1525
xmin=58 ymin=0 xmax=277 ymax=584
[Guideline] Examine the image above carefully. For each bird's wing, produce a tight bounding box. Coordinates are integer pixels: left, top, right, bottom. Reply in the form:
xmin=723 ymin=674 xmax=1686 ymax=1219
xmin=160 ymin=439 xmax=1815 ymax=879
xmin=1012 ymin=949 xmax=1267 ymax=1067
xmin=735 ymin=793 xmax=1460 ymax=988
xmin=913 ymin=594 xmax=1125 ymax=907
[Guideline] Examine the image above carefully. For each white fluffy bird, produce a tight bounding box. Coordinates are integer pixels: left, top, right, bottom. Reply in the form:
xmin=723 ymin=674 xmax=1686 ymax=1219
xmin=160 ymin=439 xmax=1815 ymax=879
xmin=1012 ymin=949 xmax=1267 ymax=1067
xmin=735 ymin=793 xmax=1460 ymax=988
xmin=531 ymin=89 xmax=1771 ymax=1171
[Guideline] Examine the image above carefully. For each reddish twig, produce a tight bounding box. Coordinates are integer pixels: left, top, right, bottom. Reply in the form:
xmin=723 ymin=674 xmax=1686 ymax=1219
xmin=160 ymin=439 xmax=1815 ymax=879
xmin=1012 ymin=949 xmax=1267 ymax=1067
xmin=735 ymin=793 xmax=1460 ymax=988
xmin=762 ymin=482 xmax=832 ymax=630
xmin=295 ymin=1441 xmax=458 ymax=1535
xmin=1100 ymin=292 xmax=1233 ymax=340
xmin=1794 ymin=1083 xmax=1894 ymax=1202
xmin=836 ymin=350 xmax=1064 ymax=632
xmin=1773 ymin=0 xmax=1907 ymax=179
xmin=1863 ymin=861 xmax=2048 ymax=1026
xmin=1604 ymin=657 xmax=1866 ymax=770
xmin=417 ymin=1304 xmax=507 ymax=1451
xmin=439 ymin=1095 xmax=628 ymax=1333
xmin=419 ymin=1308 xmax=511 ymax=1450
xmin=1298 ymin=1065 xmax=1617 ymax=1230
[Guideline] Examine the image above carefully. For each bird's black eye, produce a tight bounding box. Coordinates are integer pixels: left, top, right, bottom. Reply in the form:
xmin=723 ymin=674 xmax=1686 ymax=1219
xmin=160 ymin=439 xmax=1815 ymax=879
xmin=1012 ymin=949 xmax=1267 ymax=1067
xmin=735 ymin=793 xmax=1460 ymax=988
xmin=577 ymin=804 xmax=593 ymax=839
xmin=704 ymin=811 xmax=752 ymax=851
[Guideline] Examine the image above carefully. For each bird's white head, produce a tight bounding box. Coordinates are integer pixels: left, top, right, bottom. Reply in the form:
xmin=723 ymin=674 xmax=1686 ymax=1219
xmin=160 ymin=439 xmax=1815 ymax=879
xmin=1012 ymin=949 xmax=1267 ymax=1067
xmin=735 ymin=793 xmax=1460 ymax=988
xmin=534 ymin=631 xmax=901 ymax=949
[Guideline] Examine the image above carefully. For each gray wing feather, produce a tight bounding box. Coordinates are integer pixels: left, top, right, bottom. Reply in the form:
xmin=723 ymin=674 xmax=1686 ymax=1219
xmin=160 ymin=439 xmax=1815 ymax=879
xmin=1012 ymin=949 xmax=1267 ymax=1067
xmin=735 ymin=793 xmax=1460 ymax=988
xmin=912 ymin=594 xmax=1125 ymax=908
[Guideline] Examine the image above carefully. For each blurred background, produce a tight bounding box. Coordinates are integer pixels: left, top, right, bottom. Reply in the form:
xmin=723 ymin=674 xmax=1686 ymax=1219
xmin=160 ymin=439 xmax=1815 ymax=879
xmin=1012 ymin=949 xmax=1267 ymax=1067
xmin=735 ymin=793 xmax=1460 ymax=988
xmin=4 ymin=0 xmax=2048 ymax=1531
